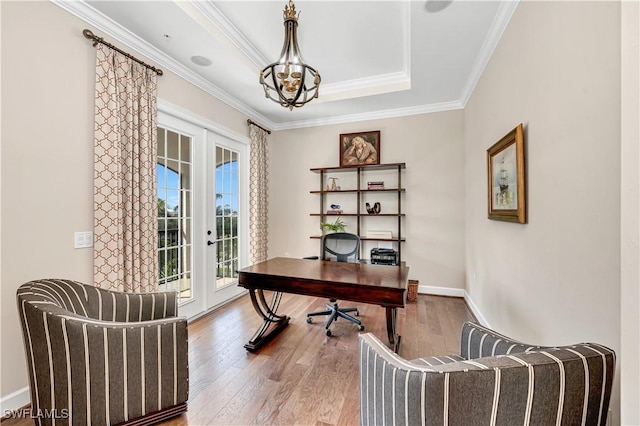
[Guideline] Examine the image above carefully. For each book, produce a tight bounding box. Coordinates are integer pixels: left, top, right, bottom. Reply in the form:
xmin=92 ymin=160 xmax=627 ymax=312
xmin=367 ymin=183 xmax=385 ymax=189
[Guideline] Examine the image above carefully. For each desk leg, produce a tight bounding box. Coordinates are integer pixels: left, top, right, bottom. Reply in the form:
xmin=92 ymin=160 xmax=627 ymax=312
xmin=385 ymin=307 xmax=401 ymax=353
xmin=244 ymin=289 xmax=290 ymax=352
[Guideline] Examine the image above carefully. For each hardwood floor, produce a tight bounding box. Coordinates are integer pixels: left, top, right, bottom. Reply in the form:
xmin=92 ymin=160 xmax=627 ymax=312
xmin=169 ymin=292 xmax=474 ymax=426
xmin=2 ymin=293 xmax=475 ymax=426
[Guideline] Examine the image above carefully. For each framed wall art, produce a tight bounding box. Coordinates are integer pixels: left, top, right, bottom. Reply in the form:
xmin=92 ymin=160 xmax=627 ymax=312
xmin=340 ymin=131 xmax=380 ymax=167
xmin=487 ymin=123 xmax=526 ymax=223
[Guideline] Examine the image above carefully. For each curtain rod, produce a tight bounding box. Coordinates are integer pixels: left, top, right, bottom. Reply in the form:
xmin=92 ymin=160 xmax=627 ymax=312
xmin=82 ymin=29 xmax=163 ymax=76
xmin=247 ymin=119 xmax=271 ymax=134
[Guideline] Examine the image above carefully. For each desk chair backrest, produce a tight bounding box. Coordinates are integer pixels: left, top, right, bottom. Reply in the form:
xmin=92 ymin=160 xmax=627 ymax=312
xmin=322 ymin=232 xmax=360 ymax=263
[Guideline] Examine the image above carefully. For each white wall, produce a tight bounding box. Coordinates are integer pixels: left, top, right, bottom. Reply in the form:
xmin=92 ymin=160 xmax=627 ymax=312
xmin=0 ymin=0 xmax=249 ymax=405
xmin=464 ymin=1 xmax=621 ymax=420
xmin=268 ymin=111 xmax=466 ymax=293
xmin=620 ymin=1 xmax=640 ymax=423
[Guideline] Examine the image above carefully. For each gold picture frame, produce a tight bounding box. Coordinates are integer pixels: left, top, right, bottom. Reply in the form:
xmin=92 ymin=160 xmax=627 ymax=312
xmin=487 ymin=123 xmax=526 ymax=223
xmin=340 ymin=131 xmax=380 ymax=167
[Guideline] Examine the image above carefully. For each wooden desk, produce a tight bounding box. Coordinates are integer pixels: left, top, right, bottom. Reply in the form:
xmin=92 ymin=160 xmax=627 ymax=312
xmin=238 ymin=257 xmax=409 ymax=352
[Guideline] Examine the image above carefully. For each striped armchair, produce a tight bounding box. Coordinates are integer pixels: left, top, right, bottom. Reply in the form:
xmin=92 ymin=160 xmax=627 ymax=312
xmin=17 ymin=279 xmax=189 ymax=426
xmin=360 ymin=322 xmax=615 ymax=426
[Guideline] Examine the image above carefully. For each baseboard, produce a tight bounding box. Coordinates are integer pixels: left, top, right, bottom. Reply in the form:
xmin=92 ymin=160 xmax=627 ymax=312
xmin=463 ymin=291 xmax=491 ymax=328
xmin=417 ymin=286 xmax=490 ymax=327
xmin=0 ymin=386 xmax=30 ymax=417
xmin=418 ymin=285 xmax=465 ymax=298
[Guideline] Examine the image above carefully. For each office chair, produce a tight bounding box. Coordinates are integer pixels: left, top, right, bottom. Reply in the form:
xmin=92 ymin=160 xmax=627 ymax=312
xmin=306 ymin=232 xmax=365 ymax=336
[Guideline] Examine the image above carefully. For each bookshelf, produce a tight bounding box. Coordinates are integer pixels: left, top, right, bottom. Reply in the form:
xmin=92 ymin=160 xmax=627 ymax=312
xmin=310 ymin=162 xmax=406 ymax=261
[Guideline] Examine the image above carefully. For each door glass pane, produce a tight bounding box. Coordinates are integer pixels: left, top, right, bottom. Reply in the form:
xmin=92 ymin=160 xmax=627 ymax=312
xmin=158 ymin=127 xmax=192 ymax=300
xmin=215 ymin=146 xmax=239 ymax=289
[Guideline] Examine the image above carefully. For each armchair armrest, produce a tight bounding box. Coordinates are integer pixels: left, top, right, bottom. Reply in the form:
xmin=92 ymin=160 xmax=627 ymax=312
xmin=460 ymin=321 xmax=542 ymax=359
xmin=86 ymin=286 xmax=179 ymax=322
xmin=360 ymin=332 xmax=615 ymax=426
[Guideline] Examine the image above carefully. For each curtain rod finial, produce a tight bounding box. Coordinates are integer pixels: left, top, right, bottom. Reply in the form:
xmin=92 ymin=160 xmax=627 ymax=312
xmin=82 ymin=28 xmax=163 ymax=76
xmin=83 ymin=29 xmax=100 ymax=47
xmin=247 ymin=119 xmax=271 ymax=134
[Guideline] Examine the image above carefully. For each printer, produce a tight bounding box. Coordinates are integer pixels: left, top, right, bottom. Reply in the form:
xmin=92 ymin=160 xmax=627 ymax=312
xmin=370 ymin=248 xmax=398 ymax=265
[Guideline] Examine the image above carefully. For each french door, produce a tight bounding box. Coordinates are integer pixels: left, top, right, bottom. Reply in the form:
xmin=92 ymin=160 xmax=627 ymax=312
xmin=157 ymin=112 xmax=247 ymax=319
xmin=205 ymin=134 xmax=248 ymax=309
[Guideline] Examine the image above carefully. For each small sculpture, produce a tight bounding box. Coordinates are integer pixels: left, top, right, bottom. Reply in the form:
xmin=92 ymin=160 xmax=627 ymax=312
xmin=327 ymin=177 xmax=339 ymax=191
xmin=365 ymin=202 xmax=381 ymax=214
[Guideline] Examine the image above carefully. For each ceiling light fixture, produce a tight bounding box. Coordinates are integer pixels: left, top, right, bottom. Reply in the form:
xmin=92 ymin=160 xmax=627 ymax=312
xmin=259 ymin=0 xmax=321 ymax=110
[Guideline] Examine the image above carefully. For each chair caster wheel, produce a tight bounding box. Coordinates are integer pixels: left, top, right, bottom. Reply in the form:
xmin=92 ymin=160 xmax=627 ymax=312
xmin=358 ymin=325 xmax=365 ymax=331
xmin=306 ymin=317 xmax=312 ymax=324
xmin=326 ymin=329 xmax=332 ymax=337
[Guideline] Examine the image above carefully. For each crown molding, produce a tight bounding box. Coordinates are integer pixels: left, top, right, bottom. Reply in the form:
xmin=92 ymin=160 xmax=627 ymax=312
xmin=50 ymin=0 xmax=510 ymax=132
xmin=50 ymin=0 xmax=275 ymax=128
xmin=318 ymin=71 xmax=411 ymax=102
xmin=458 ymin=0 xmax=519 ymax=106
xmin=53 ymin=0 xmax=173 ymax=76
xmin=318 ymin=0 xmax=411 ymax=102
xmin=178 ymin=1 xmax=267 ymax=71
xmin=271 ymin=100 xmax=464 ymax=131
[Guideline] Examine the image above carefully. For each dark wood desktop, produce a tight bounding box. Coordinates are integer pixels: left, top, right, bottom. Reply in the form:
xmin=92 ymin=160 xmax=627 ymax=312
xmin=238 ymin=257 xmax=409 ymax=352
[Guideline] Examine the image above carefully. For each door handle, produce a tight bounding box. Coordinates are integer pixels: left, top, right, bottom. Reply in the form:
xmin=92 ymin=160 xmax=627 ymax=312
xmin=207 ymin=240 xmax=215 ymax=246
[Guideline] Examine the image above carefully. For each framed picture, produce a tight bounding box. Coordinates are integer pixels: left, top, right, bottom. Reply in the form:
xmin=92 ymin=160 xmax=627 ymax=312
xmin=340 ymin=131 xmax=380 ymax=167
xmin=487 ymin=123 xmax=526 ymax=223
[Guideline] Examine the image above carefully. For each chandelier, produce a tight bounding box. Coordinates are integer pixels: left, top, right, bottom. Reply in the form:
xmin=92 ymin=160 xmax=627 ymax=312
xmin=259 ymin=0 xmax=321 ymax=110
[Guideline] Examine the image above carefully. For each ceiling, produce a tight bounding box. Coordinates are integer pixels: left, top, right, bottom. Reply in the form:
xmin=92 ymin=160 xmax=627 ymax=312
xmin=53 ymin=0 xmax=518 ymax=131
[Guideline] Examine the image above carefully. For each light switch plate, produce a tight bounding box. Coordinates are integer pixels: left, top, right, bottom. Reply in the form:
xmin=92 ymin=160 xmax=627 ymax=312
xmin=74 ymin=231 xmax=93 ymax=249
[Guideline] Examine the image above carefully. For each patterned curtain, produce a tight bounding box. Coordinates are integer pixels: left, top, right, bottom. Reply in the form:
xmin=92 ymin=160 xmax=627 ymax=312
xmin=249 ymin=124 xmax=269 ymax=264
xmin=93 ymin=44 xmax=159 ymax=293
